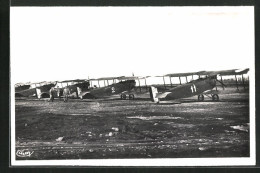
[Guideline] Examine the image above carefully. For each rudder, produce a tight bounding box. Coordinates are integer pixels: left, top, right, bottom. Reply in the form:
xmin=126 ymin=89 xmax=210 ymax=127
xmin=149 ymin=86 xmax=159 ymax=103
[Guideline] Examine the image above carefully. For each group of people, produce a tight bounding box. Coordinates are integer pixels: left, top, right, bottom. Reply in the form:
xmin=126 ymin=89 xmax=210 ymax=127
xmin=48 ymin=86 xmax=70 ymax=102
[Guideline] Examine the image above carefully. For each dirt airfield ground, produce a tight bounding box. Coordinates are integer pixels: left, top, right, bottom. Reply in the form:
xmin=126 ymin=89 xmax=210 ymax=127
xmin=15 ymin=89 xmax=250 ymax=160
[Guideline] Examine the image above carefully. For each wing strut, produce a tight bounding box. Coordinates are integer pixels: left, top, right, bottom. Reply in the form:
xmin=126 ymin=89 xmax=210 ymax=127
xmin=138 ymin=79 xmax=141 ymax=92
xmin=163 ymin=76 xmax=166 ymax=89
xmin=145 ymin=78 xmax=148 ymax=91
xmin=220 ymin=76 xmax=224 ymax=90
xmin=242 ymin=74 xmax=245 ymax=90
xmin=235 ymin=74 xmax=239 ymax=91
xmin=215 ymin=77 xmax=218 ymax=91
xmin=169 ymin=76 xmax=173 ymax=87
xmin=98 ymin=80 xmax=100 ymax=88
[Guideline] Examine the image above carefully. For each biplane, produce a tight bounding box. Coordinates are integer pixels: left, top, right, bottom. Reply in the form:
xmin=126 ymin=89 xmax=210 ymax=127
xmin=15 ymin=81 xmax=56 ymax=98
xmin=54 ymin=79 xmax=90 ymax=98
xmin=53 ymin=76 xmax=150 ymax=100
xmin=15 ymin=82 xmax=31 ymax=92
xmin=149 ymin=68 xmax=249 ymax=103
xmin=78 ymin=76 xmax=139 ymax=100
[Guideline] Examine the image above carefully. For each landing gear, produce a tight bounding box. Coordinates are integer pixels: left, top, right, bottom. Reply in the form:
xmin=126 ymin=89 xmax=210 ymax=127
xmin=129 ymin=94 xmax=135 ymax=100
xmin=120 ymin=94 xmax=135 ymax=100
xmin=198 ymin=94 xmax=219 ymax=101
xmin=121 ymin=94 xmax=127 ymax=100
xmin=212 ymin=94 xmax=219 ymax=101
xmin=198 ymin=94 xmax=204 ymax=101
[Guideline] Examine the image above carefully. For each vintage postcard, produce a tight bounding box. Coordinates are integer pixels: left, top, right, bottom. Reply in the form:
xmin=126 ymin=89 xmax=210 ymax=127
xmin=10 ymin=6 xmax=255 ymax=166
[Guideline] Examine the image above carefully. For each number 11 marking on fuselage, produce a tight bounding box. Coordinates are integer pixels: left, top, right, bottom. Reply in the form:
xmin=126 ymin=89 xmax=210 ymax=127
xmin=190 ymin=84 xmax=197 ymax=93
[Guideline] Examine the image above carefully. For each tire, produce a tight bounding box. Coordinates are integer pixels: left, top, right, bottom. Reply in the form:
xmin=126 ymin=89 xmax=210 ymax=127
xmin=129 ymin=94 xmax=135 ymax=100
xmin=198 ymin=94 xmax=204 ymax=101
xmin=121 ymin=94 xmax=127 ymax=100
xmin=212 ymin=94 xmax=219 ymax=101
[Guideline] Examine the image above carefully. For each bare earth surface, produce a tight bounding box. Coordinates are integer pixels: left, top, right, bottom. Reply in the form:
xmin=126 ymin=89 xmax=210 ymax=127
xmin=15 ymin=91 xmax=249 ymax=160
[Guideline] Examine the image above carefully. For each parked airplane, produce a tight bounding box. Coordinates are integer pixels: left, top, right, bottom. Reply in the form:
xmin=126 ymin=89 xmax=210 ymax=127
xmin=54 ymin=79 xmax=90 ymax=98
xmin=149 ymin=68 xmax=249 ymax=103
xmin=15 ymin=81 xmax=56 ymax=98
xmin=78 ymin=76 xmax=138 ymax=100
xmin=15 ymin=83 xmax=31 ymax=92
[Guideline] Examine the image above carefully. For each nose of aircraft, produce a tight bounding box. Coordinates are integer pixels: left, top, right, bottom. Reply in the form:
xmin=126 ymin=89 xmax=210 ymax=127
xmin=209 ymin=78 xmax=216 ymax=87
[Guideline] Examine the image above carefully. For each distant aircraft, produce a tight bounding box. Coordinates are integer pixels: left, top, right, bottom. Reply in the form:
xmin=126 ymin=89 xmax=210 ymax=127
xmin=15 ymin=83 xmax=31 ymax=92
xmin=149 ymin=68 xmax=249 ymax=103
xmin=15 ymin=81 xmax=56 ymax=98
xmin=78 ymin=76 xmax=139 ymax=100
xmin=54 ymin=79 xmax=90 ymax=98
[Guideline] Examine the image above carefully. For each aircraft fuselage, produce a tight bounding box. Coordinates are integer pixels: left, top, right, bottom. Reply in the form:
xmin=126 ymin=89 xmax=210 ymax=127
xmin=165 ymin=77 xmax=216 ymax=100
xmin=81 ymin=80 xmax=136 ymax=99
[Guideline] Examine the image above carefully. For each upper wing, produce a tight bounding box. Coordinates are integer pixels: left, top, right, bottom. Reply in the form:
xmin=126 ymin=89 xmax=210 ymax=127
xmin=164 ymin=72 xmax=201 ymax=77
xmin=59 ymin=79 xmax=86 ymax=83
xmin=164 ymin=68 xmax=249 ymax=77
xmin=89 ymin=77 xmax=122 ymax=81
xmin=89 ymin=76 xmax=150 ymax=81
xmin=197 ymin=68 xmax=249 ymax=77
xmin=117 ymin=76 xmax=150 ymax=80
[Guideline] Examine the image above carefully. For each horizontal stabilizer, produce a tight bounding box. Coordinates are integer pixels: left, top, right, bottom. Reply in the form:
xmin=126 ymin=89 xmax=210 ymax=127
xmin=156 ymin=92 xmax=171 ymax=99
xmin=78 ymin=91 xmax=90 ymax=97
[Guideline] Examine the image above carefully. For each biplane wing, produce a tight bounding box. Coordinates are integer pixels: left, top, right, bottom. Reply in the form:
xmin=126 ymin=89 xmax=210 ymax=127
xmin=88 ymin=76 xmax=149 ymax=81
xmin=196 ymin=68 xmax=250 ymax=77
xmin=55 ymin=79 xmax=87 ymax=87
xmin=164 ymin=68 xmax=249 ymax=78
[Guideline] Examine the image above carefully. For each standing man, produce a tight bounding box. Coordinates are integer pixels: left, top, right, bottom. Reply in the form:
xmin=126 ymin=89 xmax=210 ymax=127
xmin=56 ymin=86 xmax=62 ymax=100
xmin=63 ymin=86 xmax=70 ymax=102
xmin=49 ymin=87 xmax=55 ymax=102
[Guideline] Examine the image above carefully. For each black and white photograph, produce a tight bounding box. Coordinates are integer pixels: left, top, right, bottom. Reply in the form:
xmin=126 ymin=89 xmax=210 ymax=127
xmin=10 ymin=6 xmax=255 ymax=166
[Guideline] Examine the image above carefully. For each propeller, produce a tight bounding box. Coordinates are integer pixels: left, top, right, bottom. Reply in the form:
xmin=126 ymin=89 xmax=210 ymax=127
xmin=209 ymin=75 xmax=226 ymax=89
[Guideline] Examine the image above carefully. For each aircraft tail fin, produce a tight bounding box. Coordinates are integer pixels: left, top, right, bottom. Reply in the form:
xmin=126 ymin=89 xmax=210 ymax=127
xmin=149 ymin=86 xmax=159 ymax=103
xmin=36 ymin=88 xmax=42 ymax=99
xmin=77 ymin=87 xmax=82 ymax=95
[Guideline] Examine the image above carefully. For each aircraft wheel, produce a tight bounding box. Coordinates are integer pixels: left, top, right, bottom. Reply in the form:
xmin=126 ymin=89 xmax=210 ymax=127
xmin=198 ymin=94 xmax=204 ymax=101
xmin=129 ymin=94 xmax=135 ymax=100
xmin=121 ymin=94 xmax=127 ymax=100
xmin=212 ymin=94 xmax=219 ymax=101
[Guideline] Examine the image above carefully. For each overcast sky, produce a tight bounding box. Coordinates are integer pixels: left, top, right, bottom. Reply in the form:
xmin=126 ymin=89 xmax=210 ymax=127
xmin=11 ymin=7 xmax=254 ymax=84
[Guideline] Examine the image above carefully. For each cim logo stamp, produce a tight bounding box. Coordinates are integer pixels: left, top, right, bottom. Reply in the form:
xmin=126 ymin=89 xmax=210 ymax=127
xmin=16 ymin=149 xmax=34 ymax=157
